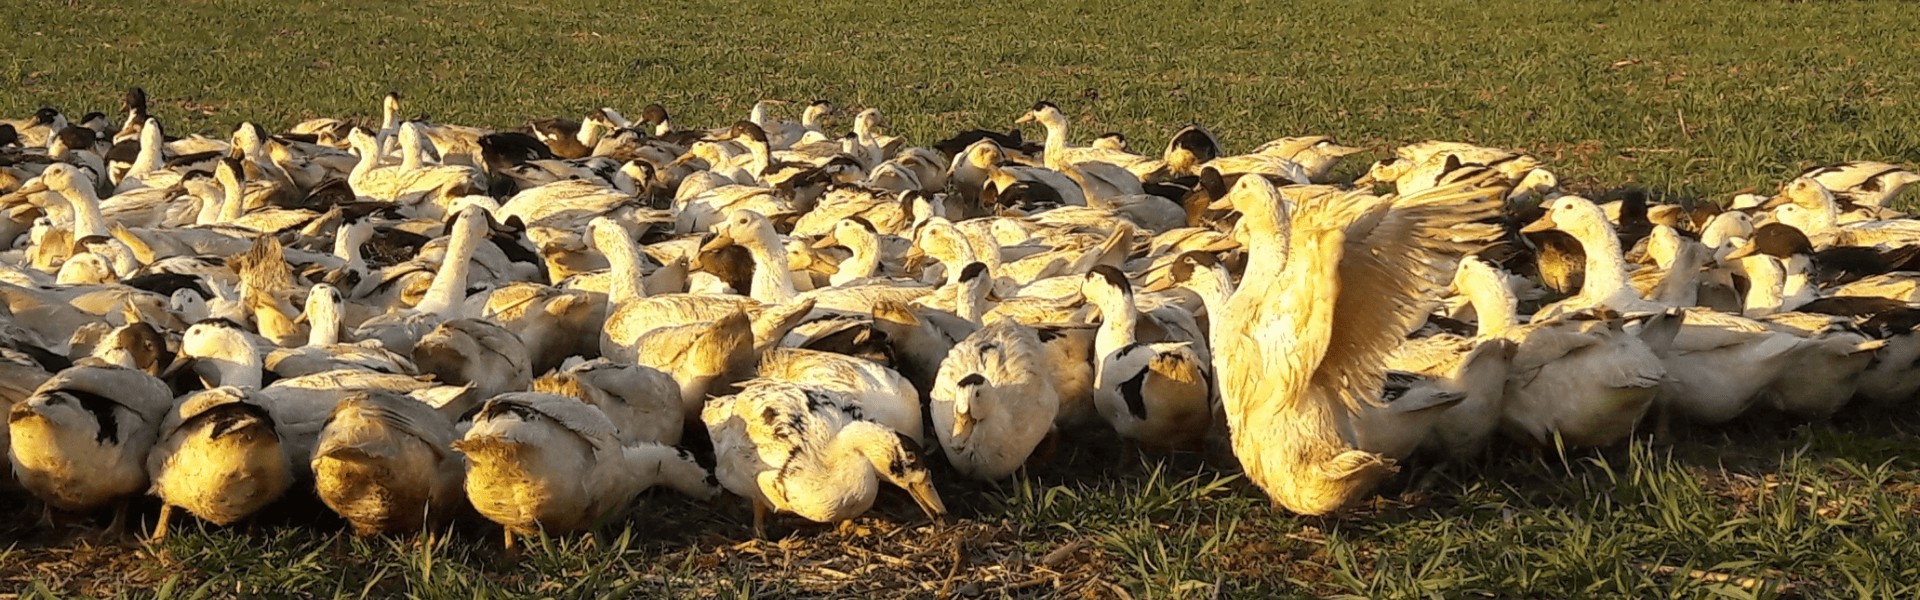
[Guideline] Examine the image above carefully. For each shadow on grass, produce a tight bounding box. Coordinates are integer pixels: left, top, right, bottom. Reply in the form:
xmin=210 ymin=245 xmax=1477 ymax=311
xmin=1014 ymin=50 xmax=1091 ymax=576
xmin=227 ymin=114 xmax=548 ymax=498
xmin=3 ymin=404 xmax=1917 ymax=598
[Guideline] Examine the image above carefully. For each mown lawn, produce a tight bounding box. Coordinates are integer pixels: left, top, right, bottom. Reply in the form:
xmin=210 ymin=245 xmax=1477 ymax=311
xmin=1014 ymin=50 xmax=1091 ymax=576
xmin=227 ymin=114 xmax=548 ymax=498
xmin=5 ymin=0 xmax=1920 ymax=598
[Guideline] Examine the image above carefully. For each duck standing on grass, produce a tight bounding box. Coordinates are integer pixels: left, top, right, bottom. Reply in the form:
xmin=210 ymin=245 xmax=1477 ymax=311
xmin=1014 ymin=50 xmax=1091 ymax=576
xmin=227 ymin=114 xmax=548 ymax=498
xmin=1213 ymin=172 xmax=1507 ymax=515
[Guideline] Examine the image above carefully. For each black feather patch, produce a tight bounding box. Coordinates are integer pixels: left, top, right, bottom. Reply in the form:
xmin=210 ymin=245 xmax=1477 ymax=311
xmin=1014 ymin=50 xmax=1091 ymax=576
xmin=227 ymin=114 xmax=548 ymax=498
xmin=1167 ymin=125 xmax=1221 ymax=163
xmin=105 ymin=138 xmax=140 ymax=163
xmin=1089 ymin=265 xmax=1131 ymax=295
xmin=192 ymin=401 xmax=276 ymax=440
xmin=889 ymin=430 xmax=925 ymax=478
xmin=51 ymin=389 xmax=125 ymax=445
xmin=959 ymin=262 xmax=990 ymax=284
xmin=475 ymin=399 xmax=537 ymax=423
xmin=1116 ymin=355 xmax=1152 ymax=421
xmin=846 ymin=215 xmax=878 ymax=234
xmin=196 ymin=317 xmax=250 ymax=332
xmin=164 ymin=150 xmax=223 ymax=169
xmin=1379 ymin=371 xmax=1422 ymax=404
xmin=120 ymin=273 xmax=210 ymax=298
xmin=1861 ymin=308 xmax=1920 ymax=338
xmin=956 ymin=373 xmax=988 ymax=388
xmin=55 ymin=127 xmax=96 ymax=150
xmin=1747 ymin=223 xmax=1814 ymax=259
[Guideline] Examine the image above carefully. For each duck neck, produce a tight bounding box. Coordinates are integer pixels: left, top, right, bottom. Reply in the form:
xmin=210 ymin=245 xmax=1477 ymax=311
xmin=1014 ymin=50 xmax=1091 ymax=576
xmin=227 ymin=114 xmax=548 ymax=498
xmin=1740 ymin=255 xmax=1786 ymax=317
xmin=1569 ymin=222 xmax=1632 ymax=304
xmin=1780 ymin=255 xmax=1818 ymax=311
xmin=793 ymin=423 xmax=885 ymax=519
xmin=1041 ymin=119 xmax=1069 ymax=170
xmin=954 ymin=279 xmax=988 ymax=325
xmin=1092 ymin=289 xmax=1139 ymax=360
xmin=193 ymin=184 xmax=224 ymax=225
xmin=219 ymin=177 xmax=247 ymax=222
xmin=1237 ymin=227 xmax=1290 ymax=295
xmin=62 ymin=184 xmax=110 ymax=240
xmin=746 ymin=140 xmax=771 ymax=182
xmin=746 ymin=238 xmax=799 ymax=303
xmin=842 ymin=237 xmax=880 ymax=282
xmin=414 ymin=224 xmax=481 ymax=317
xmin=600 ymin=229 xmax=649 ymax=306
xmin=307 ymin=302 xmax=341 ymax=346
xmin=749 ymin=104 xmax=770 ymax=128
xmin=1650 ymin=245 xmax=1705 ymax=306
xmin=202 ymin=342 xmax=265 ymax=389
xmin=126 ymin=126 xmax=164 ymax=181
xmin=400 ymin=137 xmax=424 ymax=171
xmin=334 ymin=221 xmax=369 ymax=269
xmin=351 ymin=142 xmax=382 ymax=181
xmin=1462 ymin=277 xmax=1519 ymax=338
xmin=1188 ymin=276 xmax=1235 ymax=341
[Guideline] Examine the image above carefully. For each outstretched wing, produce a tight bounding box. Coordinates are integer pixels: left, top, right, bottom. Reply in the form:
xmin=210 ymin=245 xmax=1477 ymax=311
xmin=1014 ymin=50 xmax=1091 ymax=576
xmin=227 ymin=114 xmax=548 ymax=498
xmin=1308 ymin=171 xmax=1507 ymax=413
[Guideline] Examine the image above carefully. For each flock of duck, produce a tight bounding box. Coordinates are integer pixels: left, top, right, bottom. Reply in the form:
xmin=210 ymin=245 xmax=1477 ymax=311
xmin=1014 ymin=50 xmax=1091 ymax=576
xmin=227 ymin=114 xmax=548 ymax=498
xmin=3 ymin=88 xmax=1919 ymax=545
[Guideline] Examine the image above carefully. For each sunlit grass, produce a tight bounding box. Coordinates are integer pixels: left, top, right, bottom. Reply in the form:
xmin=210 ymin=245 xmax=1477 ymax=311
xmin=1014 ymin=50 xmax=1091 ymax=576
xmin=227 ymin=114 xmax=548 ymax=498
xmin=6 ymin=0 xmax=1919 ymax=200
xmin=5 ymin=0 xmax=1920 ymax=597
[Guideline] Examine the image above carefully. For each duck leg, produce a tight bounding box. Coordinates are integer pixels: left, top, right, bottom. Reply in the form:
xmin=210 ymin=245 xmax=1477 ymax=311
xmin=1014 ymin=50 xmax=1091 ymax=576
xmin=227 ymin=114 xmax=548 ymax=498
xmin=151 ymin=504 xmax=174 ymax=543
xmin=1652 ymin=402 xmax=1674 ymax=444
xmin=104 ymin=497 xmax=131 ymax=540
xmin=1026 ymin=429 xmax=1061 ymax=468
xmin=752 ymin=499 xmax=768 ymax=539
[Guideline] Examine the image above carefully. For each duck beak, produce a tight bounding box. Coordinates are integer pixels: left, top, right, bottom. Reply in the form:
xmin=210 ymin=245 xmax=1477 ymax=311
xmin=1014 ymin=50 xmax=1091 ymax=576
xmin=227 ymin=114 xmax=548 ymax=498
xmin=902 ymin=245 xmax=926 ymax=270
xmin=1140 ymin=275 xmax=1177 ymax=293
xmin=810 ymin=234 xmax=840 ymax=250
xmin=1014 ymin=113 xmax=1036 ymax=125
xmin=1519 ymin=211 xmax=1557 ymax=234
xmin=1324 ymin=144 xmax=1366 ymax=157
xmin=699 ymin=231 xmax=736 ymax=253
xmin=1352 ymin=173 xmax=1378 ymax=187
xmin=157 ymin=355 xmax=197 ymax=380
xmin=7 ymin=401 xmax=40 ymax=424
xmin=1723 ymin=241 xmax=1761 ymax=260
xmin=1759 ymin=194 xmax=1793 ymax=210
xmin=1200 ymin=238 xmax=1240 ymax=252
xmin=1205 ymin=196 xmax=1234 ymax=211
xmin=13 ymin=178 xmax=50 ymax=196
xmin=904 ymin=476 xmax=947 ymax=524
xmin=813 ymin=258 xmax=840 ymax=275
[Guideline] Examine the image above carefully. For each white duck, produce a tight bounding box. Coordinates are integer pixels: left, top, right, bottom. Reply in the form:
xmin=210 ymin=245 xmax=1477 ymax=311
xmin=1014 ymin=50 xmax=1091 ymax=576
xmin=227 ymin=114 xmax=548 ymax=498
xmin=145 ymin=385 xmax=299 ymax=541
xmin=757 ymin=347 xmax=924 ymax=445
xmin=264 ymin=283 xmax=416 ymax=379
xmin=455 ymin=392 xmax=717 ymax=549
xmin=929 ymin=318 xmax=1059 ymax=481
xmin=1080 ymin=265 xmax=1213 ymax=450
xmin=701 ymin=380 xmax=946 ymax=536
xmin=311 ymin=389 xmax=466 ymax=537
xmin=1796 ymin=161 xmax=1920 ymax=208
xmin=1213 ymin=170 xmax=1504 ymax=515
xmin=7 ymin=364 xmax=174 ymax=535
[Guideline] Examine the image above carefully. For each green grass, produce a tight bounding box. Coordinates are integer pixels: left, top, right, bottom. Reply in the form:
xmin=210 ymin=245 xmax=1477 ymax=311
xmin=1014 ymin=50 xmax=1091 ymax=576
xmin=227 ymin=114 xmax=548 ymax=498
xmin=6 ymin=0 xmax=1920 ymax=597
xmin=6 ymin=0 xmax=1920 ymax=198
xmin=8 ymin=417 xmax=1919 ymax=598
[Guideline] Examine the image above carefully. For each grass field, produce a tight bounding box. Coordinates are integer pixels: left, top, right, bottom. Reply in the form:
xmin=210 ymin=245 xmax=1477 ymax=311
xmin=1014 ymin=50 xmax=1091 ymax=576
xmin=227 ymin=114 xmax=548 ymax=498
xmin=5 ymin=0 xmax=1920 ymax=598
